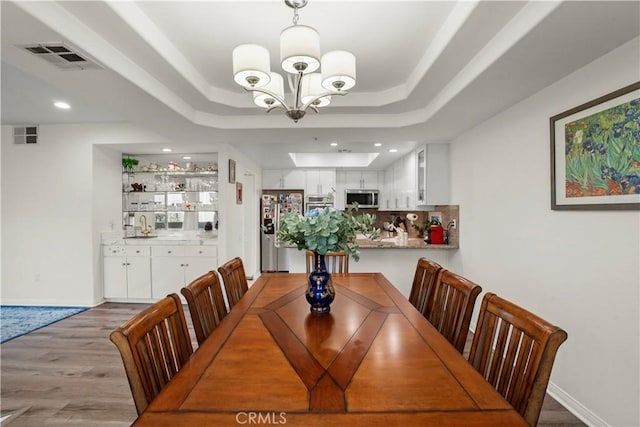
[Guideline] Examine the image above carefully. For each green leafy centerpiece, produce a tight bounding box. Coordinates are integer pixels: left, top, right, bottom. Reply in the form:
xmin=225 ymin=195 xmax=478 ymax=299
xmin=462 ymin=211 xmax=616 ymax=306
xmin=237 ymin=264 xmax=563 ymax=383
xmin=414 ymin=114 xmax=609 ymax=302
xmin=278 ymin=204 xmax=379 ymax=313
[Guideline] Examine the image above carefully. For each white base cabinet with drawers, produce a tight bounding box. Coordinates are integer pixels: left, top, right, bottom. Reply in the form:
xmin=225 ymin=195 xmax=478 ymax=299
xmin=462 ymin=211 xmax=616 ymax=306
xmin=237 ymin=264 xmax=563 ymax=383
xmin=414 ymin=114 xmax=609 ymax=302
xmin=102 ymin=243 xmax=217 ymax=302
xmin=103 ymin=246 xmax=152 ymax=299
xmin=150 ymin=245 xmax=218 ymax=299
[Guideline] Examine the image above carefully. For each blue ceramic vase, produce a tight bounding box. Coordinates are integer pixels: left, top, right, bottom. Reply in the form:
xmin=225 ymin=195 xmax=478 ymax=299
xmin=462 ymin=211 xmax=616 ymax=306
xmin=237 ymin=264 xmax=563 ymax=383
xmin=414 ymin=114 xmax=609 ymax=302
xmin=305 ymin=252 xmax=335 ymax=313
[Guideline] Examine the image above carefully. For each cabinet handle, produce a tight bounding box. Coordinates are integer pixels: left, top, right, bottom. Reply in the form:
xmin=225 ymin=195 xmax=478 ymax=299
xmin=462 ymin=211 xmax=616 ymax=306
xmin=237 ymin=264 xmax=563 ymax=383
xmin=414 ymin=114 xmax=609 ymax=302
xmin=185 ymin=263 xmax=189 ymax=267
xmin=406 ymin=196 xmax=410 ymax=208
xmin=168 ymin=251 xmax=172 ymax=254
xmin=199 ymin=250 xmax=203 ymax=254
xmin=122 ymin=262 xmax=126 ymax=266
xmin=136 ymin=250 xmax=140 ymax=253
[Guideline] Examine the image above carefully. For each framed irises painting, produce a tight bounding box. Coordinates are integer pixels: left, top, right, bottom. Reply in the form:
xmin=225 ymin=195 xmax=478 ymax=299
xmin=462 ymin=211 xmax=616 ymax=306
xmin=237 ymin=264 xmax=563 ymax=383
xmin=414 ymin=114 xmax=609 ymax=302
xmin=550 ymin=82 xmax=640 ymax=210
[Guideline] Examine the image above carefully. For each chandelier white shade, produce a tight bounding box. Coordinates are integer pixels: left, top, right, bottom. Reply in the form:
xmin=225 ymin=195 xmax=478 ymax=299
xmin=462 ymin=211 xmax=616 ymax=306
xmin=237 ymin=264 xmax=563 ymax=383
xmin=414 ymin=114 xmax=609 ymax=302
xmin=321 ymin=50 xmax=356 ymax=91
xmin=280 ymin=25 xmax=320 ymax=74
xmin=231 ymin=0 xmax=355 ymax=123
xmin=232 ymin=44 xmax=271 ymax=88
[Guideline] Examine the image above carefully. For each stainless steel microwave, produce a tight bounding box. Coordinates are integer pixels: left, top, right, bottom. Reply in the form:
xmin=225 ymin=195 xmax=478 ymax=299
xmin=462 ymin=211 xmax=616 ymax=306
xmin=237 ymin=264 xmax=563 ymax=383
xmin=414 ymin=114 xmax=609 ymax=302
xmin=345 ymin=189 xmax=379 ymax=208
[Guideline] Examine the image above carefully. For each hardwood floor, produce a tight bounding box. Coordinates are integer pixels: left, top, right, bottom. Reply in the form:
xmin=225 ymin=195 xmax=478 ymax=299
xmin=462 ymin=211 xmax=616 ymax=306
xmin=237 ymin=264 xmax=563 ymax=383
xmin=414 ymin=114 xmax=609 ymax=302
xmin=0 ymin=303 xmax=585 ymax=426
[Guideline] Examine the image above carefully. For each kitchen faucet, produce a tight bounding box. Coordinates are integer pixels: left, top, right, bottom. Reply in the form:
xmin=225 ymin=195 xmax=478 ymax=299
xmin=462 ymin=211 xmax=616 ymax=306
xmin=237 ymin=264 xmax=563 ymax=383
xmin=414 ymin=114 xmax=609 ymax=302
xmin=140 ymin=215 xmax=151 ymax=237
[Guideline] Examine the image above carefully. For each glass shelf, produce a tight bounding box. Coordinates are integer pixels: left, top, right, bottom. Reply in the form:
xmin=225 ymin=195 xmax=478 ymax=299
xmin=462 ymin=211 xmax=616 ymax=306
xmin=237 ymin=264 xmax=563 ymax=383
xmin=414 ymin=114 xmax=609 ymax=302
xmin=123 ymin=170 xmax=218 ymax=176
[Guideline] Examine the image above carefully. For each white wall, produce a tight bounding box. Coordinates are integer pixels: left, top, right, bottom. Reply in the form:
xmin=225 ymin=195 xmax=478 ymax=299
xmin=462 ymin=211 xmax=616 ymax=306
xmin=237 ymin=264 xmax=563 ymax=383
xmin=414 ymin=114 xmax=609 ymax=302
xmin=217 ymin=149 xmax=262 ymax=279
xmin=3 ymin=123 xmax=176 ymax=305
xmin=449 ymin=38 xmax=640 ymax=426
xmin=2 ymin=125 xmax=95 ymax=305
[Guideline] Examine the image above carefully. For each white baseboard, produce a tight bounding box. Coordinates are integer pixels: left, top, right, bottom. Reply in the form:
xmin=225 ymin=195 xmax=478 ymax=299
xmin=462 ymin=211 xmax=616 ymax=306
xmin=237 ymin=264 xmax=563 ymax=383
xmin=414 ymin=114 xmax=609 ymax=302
xmin=0 ymin=298 xmax=100 ymax=307
xmin=468 ymin=324 xmax=607 ymax=426
xmin=547 ymin=382 xmax=609 ymax=427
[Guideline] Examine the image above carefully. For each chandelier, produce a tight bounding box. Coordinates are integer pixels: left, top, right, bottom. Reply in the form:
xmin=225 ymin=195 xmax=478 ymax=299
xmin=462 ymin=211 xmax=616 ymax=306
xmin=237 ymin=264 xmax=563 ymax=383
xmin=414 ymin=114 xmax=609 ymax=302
xmin=232 ymin=0 xmax=356 ymax=123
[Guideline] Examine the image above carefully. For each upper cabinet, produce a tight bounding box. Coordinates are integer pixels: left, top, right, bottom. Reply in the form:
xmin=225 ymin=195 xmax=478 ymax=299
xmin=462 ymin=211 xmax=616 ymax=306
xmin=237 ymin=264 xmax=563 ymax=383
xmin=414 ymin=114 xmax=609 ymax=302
xmin=335 ymin=170 xmax=382 ymax=209
xmin=262 ymin=168 xmax=335 ymax=194
xmin=381 ymin=151 xmax=415 ymax=210
xmin=305 ymin=169 xmax=335 ymax=195
xmin=343 ymin=171 xmax=380 ymax=190
xmin=262 ymin=169 xmax=306 ymax=189
xmin=379 ymin=144 xmax=449 ymax=211
xmin=415 ymin=144 xmax=449 ymax=207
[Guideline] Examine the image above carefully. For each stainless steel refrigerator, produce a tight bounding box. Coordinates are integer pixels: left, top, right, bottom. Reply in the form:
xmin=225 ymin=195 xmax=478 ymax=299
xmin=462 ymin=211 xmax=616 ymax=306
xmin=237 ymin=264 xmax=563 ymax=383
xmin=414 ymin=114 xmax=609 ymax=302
xmin=261 ymin=190 xmax=304 ymax=272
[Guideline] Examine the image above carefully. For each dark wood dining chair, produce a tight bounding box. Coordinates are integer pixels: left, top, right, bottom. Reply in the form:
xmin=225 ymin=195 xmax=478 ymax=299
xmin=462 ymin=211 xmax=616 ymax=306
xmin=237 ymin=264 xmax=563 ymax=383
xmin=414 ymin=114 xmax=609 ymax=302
xmin=217 ymin=257 xmax=249 ymax=310
xmin=468 ymin=293 xmax=568 ymax=427
xmin=109 ymin=293 xmax=193 ymax=415
xmin=427 ymin=269 xmax=481 ymax=354
xmin=305 ymin=250 xmax=349 ymax=273
xmin=181 ymin=271 xmax=228 ymax=346
xmin=408 ymin=258 xmax=443 ymax=316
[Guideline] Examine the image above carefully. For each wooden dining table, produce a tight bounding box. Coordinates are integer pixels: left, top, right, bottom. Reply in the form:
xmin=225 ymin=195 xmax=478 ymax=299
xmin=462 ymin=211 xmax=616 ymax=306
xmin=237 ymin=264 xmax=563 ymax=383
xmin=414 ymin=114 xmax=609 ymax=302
xmin=134 ymin=273 xmax=527 ymax=426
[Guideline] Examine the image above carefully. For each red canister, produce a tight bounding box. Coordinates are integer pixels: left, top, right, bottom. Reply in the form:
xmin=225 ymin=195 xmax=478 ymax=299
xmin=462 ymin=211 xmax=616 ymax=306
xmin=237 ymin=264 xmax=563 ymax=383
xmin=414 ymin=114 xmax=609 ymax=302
xmin=429 ymin=225 xmax=445 ymax=244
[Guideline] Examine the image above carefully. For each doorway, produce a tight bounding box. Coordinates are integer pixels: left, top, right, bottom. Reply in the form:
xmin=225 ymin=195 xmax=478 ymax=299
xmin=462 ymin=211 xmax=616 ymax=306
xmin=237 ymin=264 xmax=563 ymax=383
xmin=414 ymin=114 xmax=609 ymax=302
xmin=242 ymin=172 xmax=256 ymax=279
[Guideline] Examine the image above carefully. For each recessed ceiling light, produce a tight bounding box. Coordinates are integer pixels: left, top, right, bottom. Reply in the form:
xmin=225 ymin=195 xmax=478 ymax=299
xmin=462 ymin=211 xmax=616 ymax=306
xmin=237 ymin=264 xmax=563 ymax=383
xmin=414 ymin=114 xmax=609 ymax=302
xmin=330 ymin=142 xmax=338 ymax=146
xmin=183 ymin=156 xmax=191 ymax=160
xmin=374 ymin=143 xmax=382 ymax=147
xmin=389 ymin=148 xmax=398 ymax=153
xmin=53 ymin=101 xmax=70 ymax=109
xmin=162 ymin=148 xmax=172 ymax=152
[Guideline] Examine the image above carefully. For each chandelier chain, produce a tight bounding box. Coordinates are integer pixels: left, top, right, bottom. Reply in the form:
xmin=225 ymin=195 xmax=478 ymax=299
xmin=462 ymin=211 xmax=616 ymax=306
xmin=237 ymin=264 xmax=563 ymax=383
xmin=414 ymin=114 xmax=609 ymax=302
xmin=292 ymin=6 xmax=299 ymax=25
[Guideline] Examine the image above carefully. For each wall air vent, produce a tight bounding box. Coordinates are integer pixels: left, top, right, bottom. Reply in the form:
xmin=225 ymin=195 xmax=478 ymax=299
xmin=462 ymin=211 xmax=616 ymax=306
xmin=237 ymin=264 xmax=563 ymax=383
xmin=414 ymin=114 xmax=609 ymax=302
xmin=13 ymin=126 xmax=38 ymax=145
xmin=18 ymin=42 xmax=102 ymax=70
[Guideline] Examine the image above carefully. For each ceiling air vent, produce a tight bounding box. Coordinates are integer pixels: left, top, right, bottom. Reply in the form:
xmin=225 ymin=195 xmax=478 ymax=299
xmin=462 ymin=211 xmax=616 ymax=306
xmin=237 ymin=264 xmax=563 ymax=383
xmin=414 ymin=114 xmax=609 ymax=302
xmin=19 ymin=42 xmax=102 ymax=70
xmin=13 ymin=126 xmax=38 ymax=145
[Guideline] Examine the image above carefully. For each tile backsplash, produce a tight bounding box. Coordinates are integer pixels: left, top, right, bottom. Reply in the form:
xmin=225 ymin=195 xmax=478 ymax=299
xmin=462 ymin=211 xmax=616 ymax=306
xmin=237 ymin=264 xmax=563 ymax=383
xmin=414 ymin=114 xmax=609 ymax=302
xmin=357 ymin=205 xmax=459 ymax=246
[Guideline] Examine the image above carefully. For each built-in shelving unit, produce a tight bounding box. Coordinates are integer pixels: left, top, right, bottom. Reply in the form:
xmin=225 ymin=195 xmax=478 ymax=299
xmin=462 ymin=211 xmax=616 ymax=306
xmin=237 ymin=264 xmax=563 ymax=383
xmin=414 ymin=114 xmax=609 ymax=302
xmin=122 ymin=155 xmax=218 ymax=231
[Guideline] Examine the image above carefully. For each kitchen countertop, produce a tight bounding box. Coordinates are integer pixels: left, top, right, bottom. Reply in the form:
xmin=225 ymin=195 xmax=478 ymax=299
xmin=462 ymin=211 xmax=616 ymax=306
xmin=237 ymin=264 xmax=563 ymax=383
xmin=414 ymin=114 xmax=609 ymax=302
xmin=282 ymin=238 xmax=457 ymax=250
xmin=101 ymin=231 xmax=217 ymax=246
xmin=356 ymin=237 xmax=458 ymax=249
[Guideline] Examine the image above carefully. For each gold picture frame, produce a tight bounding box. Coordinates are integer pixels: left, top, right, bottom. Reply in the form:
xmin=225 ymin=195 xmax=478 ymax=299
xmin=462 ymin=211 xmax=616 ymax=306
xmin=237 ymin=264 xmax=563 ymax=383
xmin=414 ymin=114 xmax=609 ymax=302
xmin=229 ymin=159 xmax=236 ymax=184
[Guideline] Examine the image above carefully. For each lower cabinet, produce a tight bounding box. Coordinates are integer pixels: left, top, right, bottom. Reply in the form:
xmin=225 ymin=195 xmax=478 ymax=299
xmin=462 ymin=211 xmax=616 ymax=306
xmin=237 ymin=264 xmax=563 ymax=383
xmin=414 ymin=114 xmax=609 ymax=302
xmin=151 ymin=245 xmax=218 ymax=299
xmin=103 ymin=246 xmax=152 ymax=299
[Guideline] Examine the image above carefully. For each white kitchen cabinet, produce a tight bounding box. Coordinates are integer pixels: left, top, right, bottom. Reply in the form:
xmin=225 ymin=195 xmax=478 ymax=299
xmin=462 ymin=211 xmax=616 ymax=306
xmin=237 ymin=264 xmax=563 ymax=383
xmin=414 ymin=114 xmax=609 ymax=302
xmin=103 ymin=246 xmax=151 ymax=299
xmin=262 ymin=169 xmax=306 ymax=189
xmin=335 ymin=170 xmax=381 ymax=210
xmin=344 ymin=171 xmax=379 ymax=190
xmin=379 ymin=167 xmax=394 ymax=211
xmin=380 ymin=151 xmax=416 ymax=211
xmin=305 ymin=168 xmax=335 ymax=195
xmin=262 ymin=170 xmax=284 ymax=189
xmin=401 ymin=151 xmax=416 ymax=210
xmin=151 ymin=245 xmax=218 ymax=299
xmin=415 ymin=144 xmax=450 ymax=206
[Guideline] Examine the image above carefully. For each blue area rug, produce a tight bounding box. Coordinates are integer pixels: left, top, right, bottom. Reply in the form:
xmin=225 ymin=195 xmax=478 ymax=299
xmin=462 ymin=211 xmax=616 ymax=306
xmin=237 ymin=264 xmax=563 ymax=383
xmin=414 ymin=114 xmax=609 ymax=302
xmin=0 ymin=306 xmax=88 ymax=343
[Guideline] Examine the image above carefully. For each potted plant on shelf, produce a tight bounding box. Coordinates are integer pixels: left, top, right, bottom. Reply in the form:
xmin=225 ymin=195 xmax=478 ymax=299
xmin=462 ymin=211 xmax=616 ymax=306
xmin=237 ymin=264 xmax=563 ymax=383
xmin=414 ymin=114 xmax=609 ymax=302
xmin=277 ymin=204 xmax=379 ymax=314
xmin=122 ymin=157 xmax=139 ymax=172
